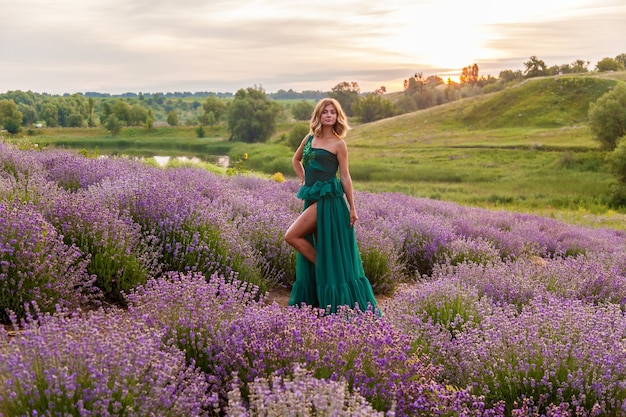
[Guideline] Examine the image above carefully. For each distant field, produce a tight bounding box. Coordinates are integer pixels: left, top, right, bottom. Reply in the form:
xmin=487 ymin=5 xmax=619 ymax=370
xmin=19 ymin=73 xmax=626 ymax=229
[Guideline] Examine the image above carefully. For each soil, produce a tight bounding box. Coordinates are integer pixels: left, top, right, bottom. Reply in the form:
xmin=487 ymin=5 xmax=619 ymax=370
xmin=264 ymin=286 xmax=395 ymax=308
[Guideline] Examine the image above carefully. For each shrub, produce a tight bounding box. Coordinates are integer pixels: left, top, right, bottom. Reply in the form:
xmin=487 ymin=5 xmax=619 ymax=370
xmin=41 ymin=190 xmax=161 ymax=302
xmin=356 ymin=225 xmax=404 ymax=295
xmin=127 ymin=273 xmax=500 ymax=416
xmin=449 ymin=297 xmax=626 ymax=415
xmin=588 ymin=83 xmax=626 ymax=151
xmin=0 ymin=202 xmax=97 ymax=322
xmin=226 ymin=365 xmax=387 ymax=417
xmin=0 ymin=306 xmax=209 ymax=416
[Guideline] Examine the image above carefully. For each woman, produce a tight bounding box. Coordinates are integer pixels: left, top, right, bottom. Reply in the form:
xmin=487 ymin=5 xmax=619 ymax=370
xmin=284 ymin=98 xmax=379 ymax=314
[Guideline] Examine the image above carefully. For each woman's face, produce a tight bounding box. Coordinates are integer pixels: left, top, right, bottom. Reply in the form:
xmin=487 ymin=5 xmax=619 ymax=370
xmin=320 ymin=103 xmax=337 ymax=127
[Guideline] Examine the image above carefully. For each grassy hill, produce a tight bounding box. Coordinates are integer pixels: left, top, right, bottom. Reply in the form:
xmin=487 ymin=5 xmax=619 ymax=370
xmin=345 ymin=74 xmax=625 ymax=225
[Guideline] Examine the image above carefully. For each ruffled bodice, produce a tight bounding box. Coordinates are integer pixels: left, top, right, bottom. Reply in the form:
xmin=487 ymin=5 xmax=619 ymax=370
xmin=301 ymin=135 xmax=340 ymax=185
xmin=297 ymin=135 xmax=344 ymax=204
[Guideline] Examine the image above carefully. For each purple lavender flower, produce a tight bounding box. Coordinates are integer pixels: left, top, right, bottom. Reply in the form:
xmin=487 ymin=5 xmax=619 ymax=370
xmin=0 ymin=304 xmax=209 ymax=416
xmin=0 ymin=201 xmax=98 ymax=322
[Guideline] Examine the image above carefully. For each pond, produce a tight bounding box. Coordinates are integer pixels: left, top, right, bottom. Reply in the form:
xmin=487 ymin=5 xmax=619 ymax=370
xmin=151 ymin=155 xmax=229 ymax=168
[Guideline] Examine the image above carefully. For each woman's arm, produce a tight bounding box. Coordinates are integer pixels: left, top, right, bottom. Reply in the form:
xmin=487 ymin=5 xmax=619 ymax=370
xmin=292 ymin=135 xmax=308 ymax=184
xmin=336 ymin=140 xmax=358 ymax=226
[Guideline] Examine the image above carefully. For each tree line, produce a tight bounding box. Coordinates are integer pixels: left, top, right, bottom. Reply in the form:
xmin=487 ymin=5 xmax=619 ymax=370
xmin=1 ymin=53 xmax=625 ymax=137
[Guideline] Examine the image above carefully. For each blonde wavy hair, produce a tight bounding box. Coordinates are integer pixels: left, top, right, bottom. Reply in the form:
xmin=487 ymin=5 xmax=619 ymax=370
xmin=309 ymin=98 xmax=350 ymax=139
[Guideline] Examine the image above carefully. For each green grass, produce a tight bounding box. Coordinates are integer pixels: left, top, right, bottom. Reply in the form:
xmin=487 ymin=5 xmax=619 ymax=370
xmin=15 ymin=73 xmax=626 ymax=229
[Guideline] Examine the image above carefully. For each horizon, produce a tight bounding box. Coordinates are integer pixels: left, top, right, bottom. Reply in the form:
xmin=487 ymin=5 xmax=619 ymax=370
xmin=2 ymin=0 xmax=625 ymax=96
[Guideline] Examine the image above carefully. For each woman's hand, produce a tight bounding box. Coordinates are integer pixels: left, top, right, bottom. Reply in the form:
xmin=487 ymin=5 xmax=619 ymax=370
xmin=349 ymin=208 xmax=358 ymax=227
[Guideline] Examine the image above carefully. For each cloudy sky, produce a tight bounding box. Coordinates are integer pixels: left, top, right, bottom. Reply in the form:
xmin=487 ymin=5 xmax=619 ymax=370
xmin=1 ymin=0 xmax=624 ymax=95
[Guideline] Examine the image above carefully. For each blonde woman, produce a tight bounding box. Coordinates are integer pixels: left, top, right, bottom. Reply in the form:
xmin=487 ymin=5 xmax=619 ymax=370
xmin=284 ymin=98 xmax=379 ymax=314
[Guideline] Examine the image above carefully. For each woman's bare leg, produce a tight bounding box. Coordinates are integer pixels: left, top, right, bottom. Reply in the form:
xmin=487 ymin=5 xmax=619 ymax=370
xmin=285 ymin=203 xmax=317 ymax=264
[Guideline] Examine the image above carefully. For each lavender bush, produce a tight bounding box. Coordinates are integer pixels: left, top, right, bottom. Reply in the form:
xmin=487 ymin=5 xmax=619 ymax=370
xmin=40 ymin=189 xmax=162 ymax=302
xmin=0 ymin=201 xmax=98 ymax=322
xmin=93 ymin=167 xmax=269 ymax=291
xmin=0 ymin=305 xmax=209 ymax=416
xmin=127 ymin=272 xmax=504 ymax=416
xmin=226 ymin=365 xmax=389 ymax=416
xmin=386 ymin=284 xmax=626 ymax=415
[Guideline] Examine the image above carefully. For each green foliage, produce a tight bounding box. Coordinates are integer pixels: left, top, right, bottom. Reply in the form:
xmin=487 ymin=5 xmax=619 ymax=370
xmin=291 ymin=100 xmax=315 ymax=120
xmin=66 ymin=113 xmax=84 ymax=127
xmin=286 ymin=123 xmax=310 ymax=149
xmin=588 ymin=82 xmax=626 ymax=150
xmin=607 ymin=136 xmax=626 ymax=207
xmin=227 ymin=152 xmax=249 ymax=175
xmin=523 ymin=55 xmax=547 ymax=78
xmin=328 ymin=81 xmax=360 ymax=116
xmin=352 ymin=93 xmax=396 ymax=123
xmin=608 ymin=137 xmax=626 ymax=183
xmin=393 ymin=95 xmax=418 ymax=114
xmin=596 ymin=57 xmax=625 ymax=72
xmin=104 ymin=115 xmax=122 ymax=136
xmin=200 ymin=96 xmax=227 ymax=125
xmin=0 ymin=99 xmax=23 ymax=133
xmin=359 ymin=245 xmax=398 ymax=296
xmin=3 ymin=118 xmax=21 ymax=134
xmin=166 ymin=110 xmax=178 ymax=126
xmin=195 ymin=124 xmax=205 ymax=138
xmin=228 ymin=87 xmax=282 ymax=143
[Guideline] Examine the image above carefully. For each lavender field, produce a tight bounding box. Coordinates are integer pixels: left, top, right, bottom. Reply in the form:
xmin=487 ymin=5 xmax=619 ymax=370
xmin=1 ymin=142 xmax=626 ymax=416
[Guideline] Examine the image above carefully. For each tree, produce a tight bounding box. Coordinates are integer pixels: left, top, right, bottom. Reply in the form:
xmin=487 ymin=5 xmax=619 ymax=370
xmin=404 ymin=73 xmax=427 ymax=95
xmin=205 ymin=111 xmax=217 ymax=127
xmin=3 ymin=118 xmax=20 ymax=134
xmin=616 ymin=53 xmax=626 ymax=69
xmin=328 ymin=81 xmax=360 ymax=116
xmin=286 ymin=123 xmax=310 ymax=149
xmin=18 ymin=103 xmax=37 ymax=125
xmin=352 ymin=93 xmax=396 ymax=123
xmin=201 ymin=96 xmax=226 ymax=125
xmin=608 ymin=137 xmax=626 ymax=184
xmin=596 ymin=57 xmax=625 ymax=72
xmin=0 ymin=99 xmax=23 ymax=133
xmin=523 ymin=56 xmax=547 ymax=78
xmin=607 ymin=137 xmax=626 ymax=206
xmin=111 ymin=100 xmax=132 ymax=125
xmin=460 ymin=64 xmax=479 ymax=85
xmin=588 ymin=83 xmax=626 ymax=150
xmin=374 ymin=86 xmax=387 ymax=95
xmin=570 ymin=59 xmax=590 ymax=73
xmin=166 ymin=110 xmax=178 ymax=126
xmin=104 ymin=115 xmax=122 ymax=136
xmin=130 ymin=105 xmax=148 ymax=126
xmin=67 ymin=113 xmax=84 ymax=127
xmin=40 ymin=100 xmax=59 ymax=127
xmin=227 ymin=87 xmax=282 ymax=143
xmin=499 ymin=69 xmax=523 ymax=84
xmin=87 ymin=97 xmax=95 ymax=127
xmin=291 ymin=100 xmax=314 ymax=121
xmin=394 ymin=95 xmax=418 ymax=114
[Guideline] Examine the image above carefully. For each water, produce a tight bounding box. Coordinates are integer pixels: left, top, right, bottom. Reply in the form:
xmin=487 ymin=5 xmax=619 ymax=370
xmin=152 ymin=155 xmax=229 ymax=167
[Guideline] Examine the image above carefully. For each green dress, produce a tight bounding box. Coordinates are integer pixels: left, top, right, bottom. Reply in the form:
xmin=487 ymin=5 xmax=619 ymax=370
xmin=288 ymin=135 xmax=379 ymax=314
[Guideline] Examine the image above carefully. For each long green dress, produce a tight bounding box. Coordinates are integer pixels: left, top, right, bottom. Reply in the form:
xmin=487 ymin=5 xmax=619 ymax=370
xmin=288 ymin=134 xmax=379 ymax=314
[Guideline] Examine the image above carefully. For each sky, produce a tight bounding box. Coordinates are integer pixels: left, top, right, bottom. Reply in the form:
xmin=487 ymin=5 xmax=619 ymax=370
xmin=1 ymin=0 xmax=625 ymax=95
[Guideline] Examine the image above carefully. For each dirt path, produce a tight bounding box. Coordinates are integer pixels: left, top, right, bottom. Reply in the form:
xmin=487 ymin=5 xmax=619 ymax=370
xmin=264 ymin=286 xmax=394 ymax=308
